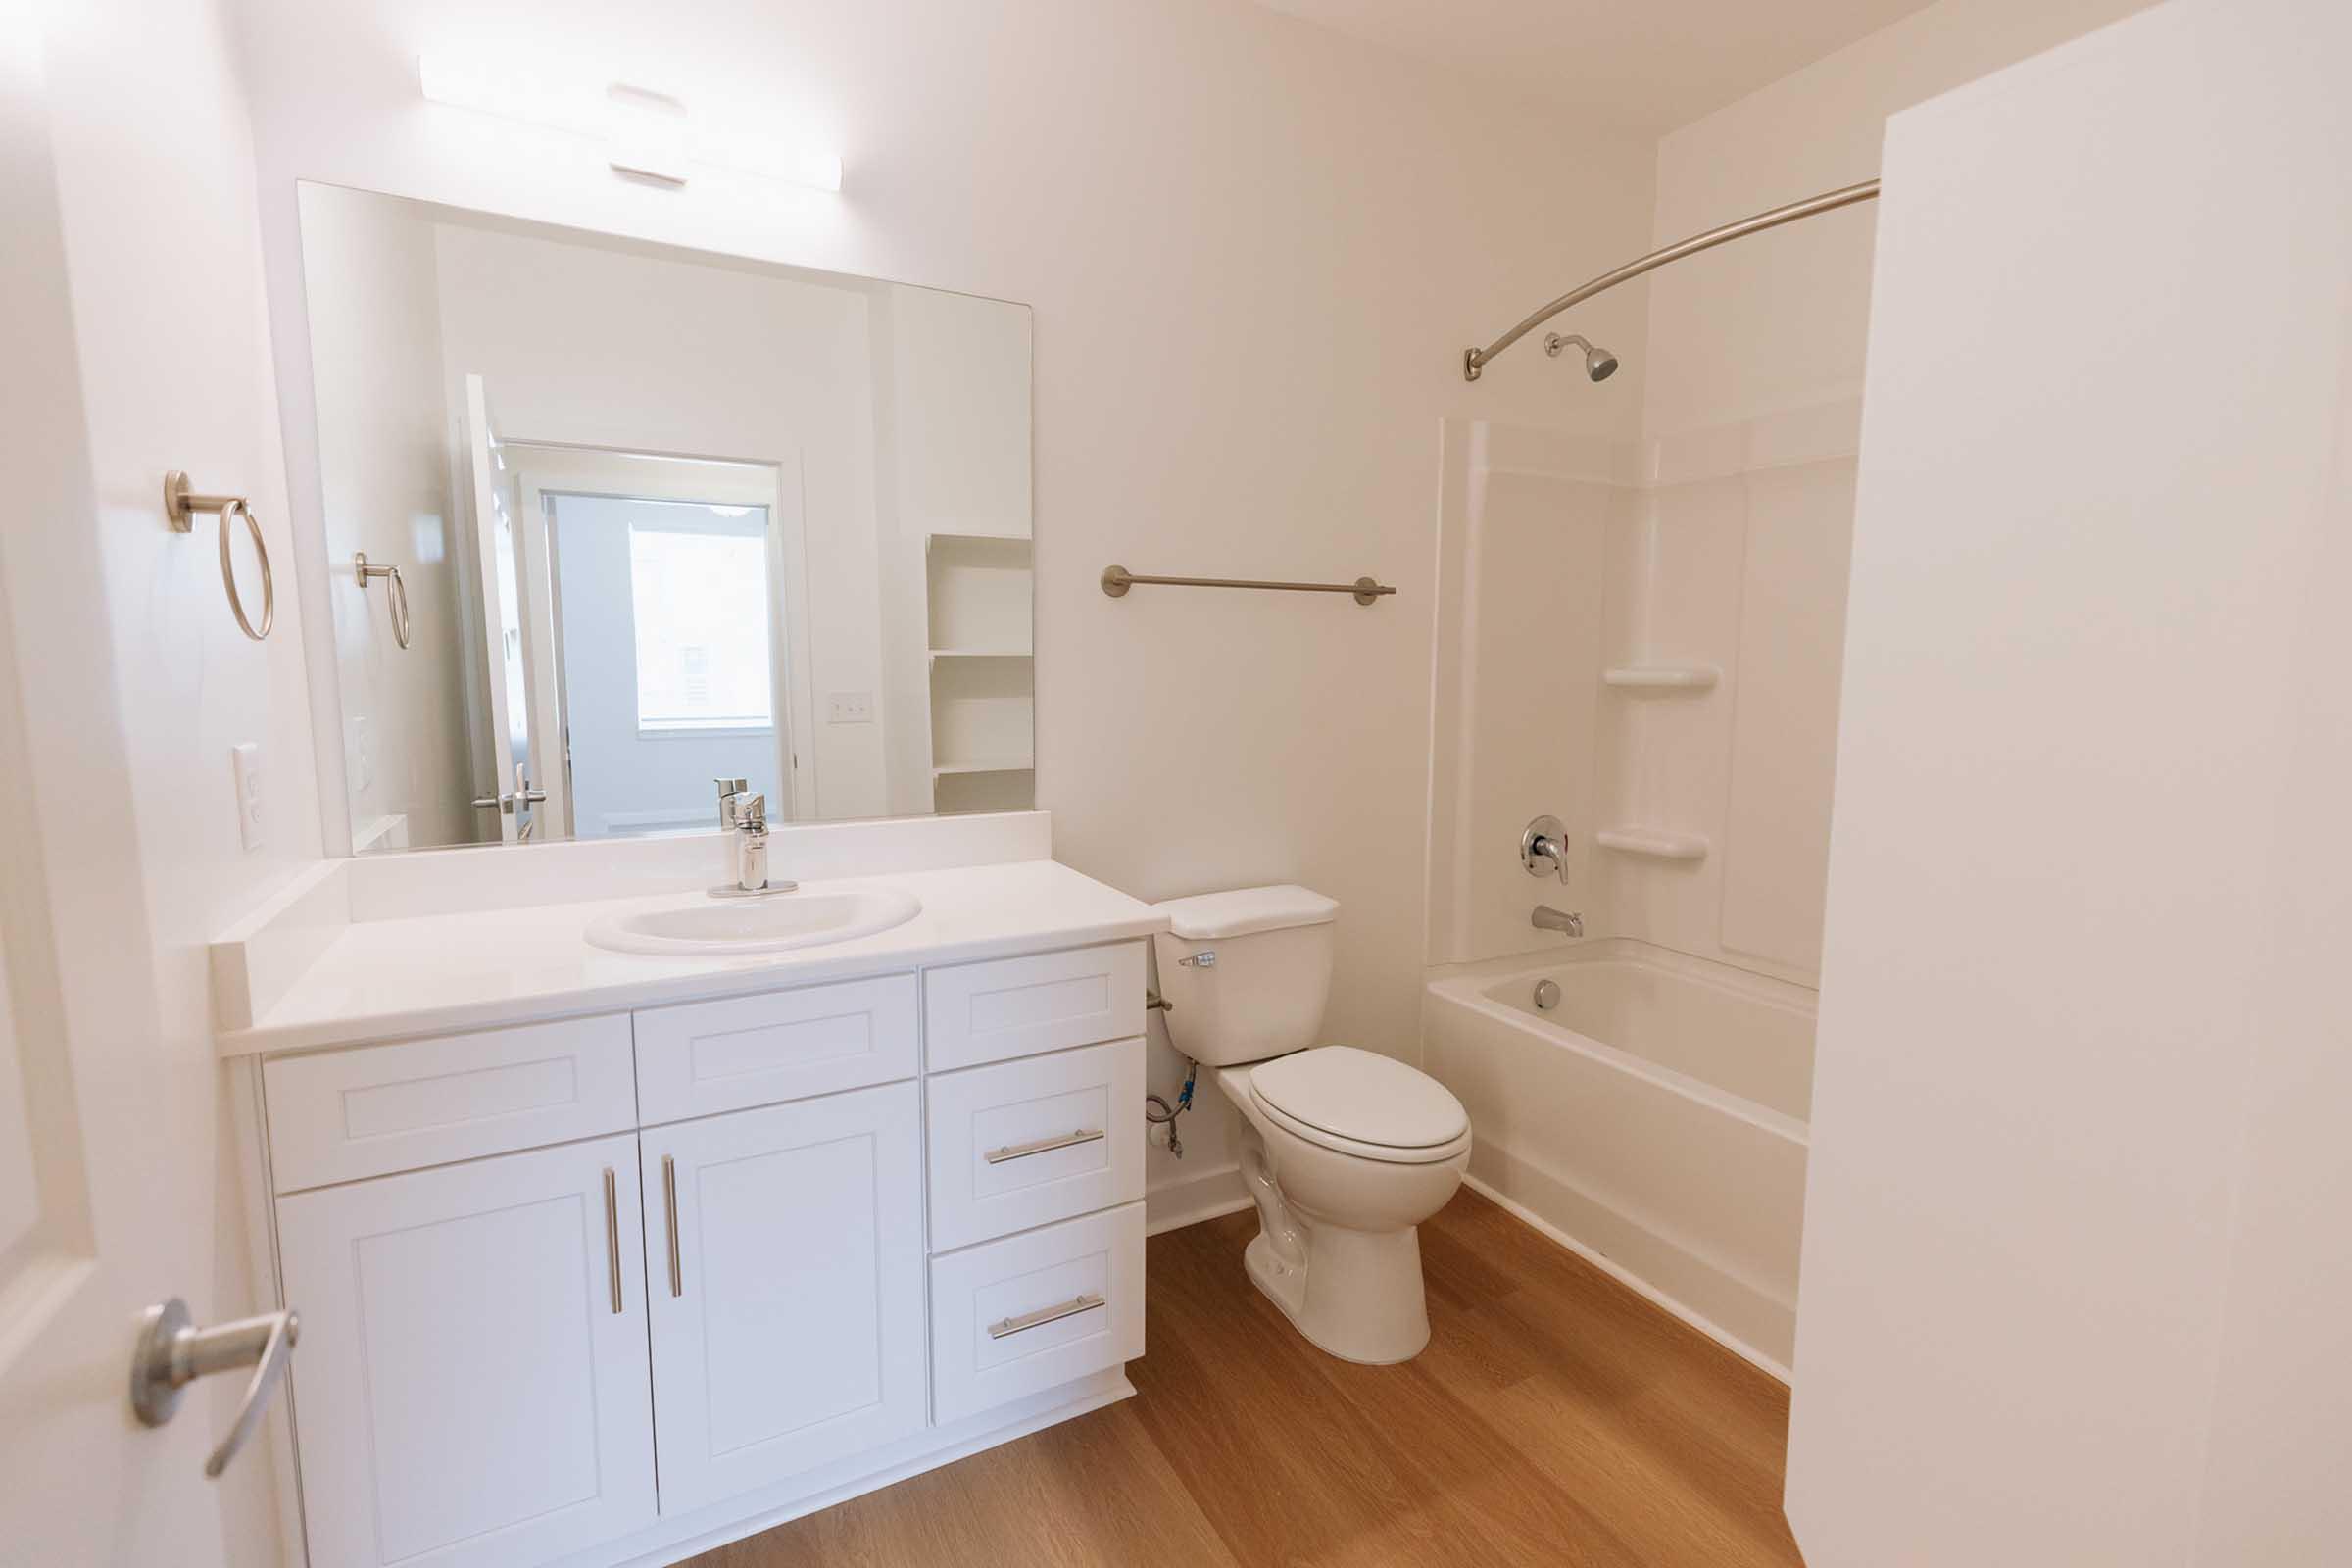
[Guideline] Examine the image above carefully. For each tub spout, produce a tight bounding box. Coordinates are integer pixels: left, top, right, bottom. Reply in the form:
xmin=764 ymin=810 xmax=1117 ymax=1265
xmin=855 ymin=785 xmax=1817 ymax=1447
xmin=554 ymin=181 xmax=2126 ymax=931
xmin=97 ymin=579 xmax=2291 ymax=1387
xmin=1532 ymin=905 xmax=1584 ymax=938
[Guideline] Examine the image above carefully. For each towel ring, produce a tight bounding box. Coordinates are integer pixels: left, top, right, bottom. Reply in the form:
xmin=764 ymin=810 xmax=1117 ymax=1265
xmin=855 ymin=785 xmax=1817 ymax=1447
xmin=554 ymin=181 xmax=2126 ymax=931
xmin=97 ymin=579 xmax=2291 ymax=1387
xmin=354 ymin=553 xmax=411 ymax=650
xmin=164 ymin=470 xmax=273 ymax=642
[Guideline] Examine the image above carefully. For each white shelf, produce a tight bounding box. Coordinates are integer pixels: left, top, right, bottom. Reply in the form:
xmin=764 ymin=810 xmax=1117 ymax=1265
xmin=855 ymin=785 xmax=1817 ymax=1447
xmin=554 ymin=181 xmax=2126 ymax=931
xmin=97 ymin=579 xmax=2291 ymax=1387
xmin=928 ymin=647 xmax=1033 ymax=660
xmin=925 ymin=530 xmax=1032 ymax=550
xmin=932 ymin=760 xmax=1035 ymax=777
xmin=1595 ymin=828 xmax=1711 ymax=861
xmin=1602 ymin=665 xmax=1720 ymax=691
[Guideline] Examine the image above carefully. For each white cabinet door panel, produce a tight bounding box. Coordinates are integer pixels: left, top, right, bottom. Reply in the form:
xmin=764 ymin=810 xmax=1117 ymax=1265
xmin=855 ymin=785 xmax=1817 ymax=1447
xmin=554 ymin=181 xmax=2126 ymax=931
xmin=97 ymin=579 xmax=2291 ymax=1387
xmin=926 ymin=1039 xmax=1145 ymax=1251
xmin=276 ymin=1135 xmax=657 ymax=1568
xmin=923 ymin=942 xmax=1144 ymax=1070
xmin=641 ymin=1081 xmax=927 ymax=1515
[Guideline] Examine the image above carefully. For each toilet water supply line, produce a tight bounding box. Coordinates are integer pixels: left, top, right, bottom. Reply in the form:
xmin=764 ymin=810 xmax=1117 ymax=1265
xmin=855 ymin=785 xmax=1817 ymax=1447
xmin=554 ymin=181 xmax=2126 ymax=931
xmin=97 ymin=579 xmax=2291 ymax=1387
xmin=1144 ymin=986 xmax=1198 ymax=1157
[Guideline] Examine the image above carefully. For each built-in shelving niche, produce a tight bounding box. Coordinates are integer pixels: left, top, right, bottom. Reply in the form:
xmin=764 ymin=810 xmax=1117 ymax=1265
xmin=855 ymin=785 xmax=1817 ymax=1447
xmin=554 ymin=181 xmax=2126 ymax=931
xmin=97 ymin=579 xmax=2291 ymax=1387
xmin=925 ymin=534 xmax=1033 ymax=812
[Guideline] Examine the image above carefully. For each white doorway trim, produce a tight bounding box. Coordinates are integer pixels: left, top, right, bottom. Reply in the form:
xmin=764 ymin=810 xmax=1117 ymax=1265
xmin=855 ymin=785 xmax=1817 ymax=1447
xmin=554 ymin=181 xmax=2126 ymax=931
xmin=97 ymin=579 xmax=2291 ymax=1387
xmin=505 ymin=444 xmax=817 ymax=827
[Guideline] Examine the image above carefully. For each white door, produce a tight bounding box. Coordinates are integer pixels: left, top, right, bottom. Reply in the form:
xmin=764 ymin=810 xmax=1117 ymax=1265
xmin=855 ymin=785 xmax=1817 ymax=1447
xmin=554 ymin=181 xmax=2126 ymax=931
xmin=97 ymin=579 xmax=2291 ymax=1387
xmin=275 ymin=1136 xmax=659 ymax=1567
xmin=641 ymin=1081 xmax=928 ymax=1516
xmin=1 ymin=12 xmax=294 ymax=1562
xmin=460 ymin=374 xmax=538 ymax=842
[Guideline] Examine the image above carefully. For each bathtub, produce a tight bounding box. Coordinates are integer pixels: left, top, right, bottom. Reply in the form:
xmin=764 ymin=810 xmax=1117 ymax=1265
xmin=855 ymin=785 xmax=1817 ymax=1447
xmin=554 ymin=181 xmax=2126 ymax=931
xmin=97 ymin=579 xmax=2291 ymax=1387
xmin=1422 ymin=939 xmax=1816 ymax=1377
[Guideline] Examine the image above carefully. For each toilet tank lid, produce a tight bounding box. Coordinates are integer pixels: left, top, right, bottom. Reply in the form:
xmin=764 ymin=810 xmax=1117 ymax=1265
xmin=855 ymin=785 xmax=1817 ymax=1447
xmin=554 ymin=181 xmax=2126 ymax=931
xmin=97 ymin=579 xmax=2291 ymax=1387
xmin=1154 ymin=884 xmax=1338 ymax=940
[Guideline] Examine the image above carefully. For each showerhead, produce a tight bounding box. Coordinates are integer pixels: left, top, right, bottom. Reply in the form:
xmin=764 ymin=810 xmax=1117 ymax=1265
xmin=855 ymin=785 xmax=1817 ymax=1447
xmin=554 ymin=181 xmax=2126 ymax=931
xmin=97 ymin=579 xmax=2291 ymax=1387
xmin=1544 ymin=332 xmax=1619 ymax=382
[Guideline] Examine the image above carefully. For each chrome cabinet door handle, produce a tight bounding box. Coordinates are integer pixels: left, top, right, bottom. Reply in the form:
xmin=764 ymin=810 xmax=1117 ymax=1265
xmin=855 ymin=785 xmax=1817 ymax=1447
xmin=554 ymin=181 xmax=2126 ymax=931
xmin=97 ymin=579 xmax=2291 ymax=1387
xmin=983 ymin=1128 xmax=1106 ymax=1165
xmin=603 ymin=1167 xmax=623 ymax=1314
xmin=130 ymin=1298 xmax=301 ymax=1479
xmin=987 ymin=1292 xmax=1105 ymax=1340
xmin=662 ymin=1153 xmax=682 ymax=1298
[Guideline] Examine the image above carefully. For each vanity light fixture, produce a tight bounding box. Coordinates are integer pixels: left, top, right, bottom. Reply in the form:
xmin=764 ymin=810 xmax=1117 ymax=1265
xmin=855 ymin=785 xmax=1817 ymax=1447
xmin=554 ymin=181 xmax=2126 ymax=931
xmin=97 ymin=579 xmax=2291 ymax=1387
xmin=416 ymin=52 xmax=844 ymax=193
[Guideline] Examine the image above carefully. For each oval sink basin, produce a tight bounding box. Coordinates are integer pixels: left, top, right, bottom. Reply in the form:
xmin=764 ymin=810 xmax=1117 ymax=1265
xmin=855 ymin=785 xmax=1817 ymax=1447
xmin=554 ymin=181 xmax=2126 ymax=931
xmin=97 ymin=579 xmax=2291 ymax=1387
xmin=586 ymin=887 xmax=921 ymax=956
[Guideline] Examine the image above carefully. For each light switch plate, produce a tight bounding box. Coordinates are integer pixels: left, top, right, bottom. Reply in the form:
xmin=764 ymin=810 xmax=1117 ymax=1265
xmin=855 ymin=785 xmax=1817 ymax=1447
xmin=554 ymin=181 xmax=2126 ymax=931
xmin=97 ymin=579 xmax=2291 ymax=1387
xmin=230 ymin=742 xmax=264 ymax=852
xmin=827 ymin=692 xmax=874 ymax=724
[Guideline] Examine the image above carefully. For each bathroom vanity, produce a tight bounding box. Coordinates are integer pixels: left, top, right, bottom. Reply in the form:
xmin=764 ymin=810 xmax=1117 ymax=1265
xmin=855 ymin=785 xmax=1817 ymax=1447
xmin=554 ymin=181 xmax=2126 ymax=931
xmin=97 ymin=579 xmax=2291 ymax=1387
xmin=213 ymin=820 xmax=1162 ymax=1568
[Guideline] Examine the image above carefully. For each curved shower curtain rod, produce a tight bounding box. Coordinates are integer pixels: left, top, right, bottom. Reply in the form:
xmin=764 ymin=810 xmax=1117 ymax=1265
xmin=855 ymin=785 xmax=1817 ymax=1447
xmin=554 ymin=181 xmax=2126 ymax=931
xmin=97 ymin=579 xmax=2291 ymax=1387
xmin=1462 ymin=178 xmax=1882 ymax=382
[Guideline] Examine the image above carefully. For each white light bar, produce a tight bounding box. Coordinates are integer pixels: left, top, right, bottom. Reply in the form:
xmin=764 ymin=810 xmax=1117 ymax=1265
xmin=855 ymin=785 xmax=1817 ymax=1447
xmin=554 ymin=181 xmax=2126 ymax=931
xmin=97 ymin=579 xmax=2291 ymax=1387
xmin=417 ymin=52 xmax=843 ymax=193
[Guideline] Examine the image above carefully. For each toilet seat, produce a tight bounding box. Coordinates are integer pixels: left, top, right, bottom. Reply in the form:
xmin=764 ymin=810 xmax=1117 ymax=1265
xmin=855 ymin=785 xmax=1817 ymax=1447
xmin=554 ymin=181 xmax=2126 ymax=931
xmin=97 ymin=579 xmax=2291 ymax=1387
xmin=1246 ymin=1047 xmax=1471 ymax=1166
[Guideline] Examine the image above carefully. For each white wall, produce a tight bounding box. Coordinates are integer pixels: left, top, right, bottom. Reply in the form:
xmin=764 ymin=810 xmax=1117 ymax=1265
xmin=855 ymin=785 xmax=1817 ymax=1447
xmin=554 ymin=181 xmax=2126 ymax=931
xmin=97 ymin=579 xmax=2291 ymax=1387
xmin=298 ymin=182 xmax=480 ymax=849
xmin=224 ymin=0 xmax=1660 ymax=1205
xmin=1786 ymin=2 xmax=2352 ymax=1560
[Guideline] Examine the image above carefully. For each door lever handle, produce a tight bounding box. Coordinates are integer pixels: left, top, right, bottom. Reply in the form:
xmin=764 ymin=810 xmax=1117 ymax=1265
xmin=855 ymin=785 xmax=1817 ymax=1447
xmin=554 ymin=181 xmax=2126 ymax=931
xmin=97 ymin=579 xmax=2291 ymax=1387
xmin=130 ymin=1298 xmax=301 ymax=1479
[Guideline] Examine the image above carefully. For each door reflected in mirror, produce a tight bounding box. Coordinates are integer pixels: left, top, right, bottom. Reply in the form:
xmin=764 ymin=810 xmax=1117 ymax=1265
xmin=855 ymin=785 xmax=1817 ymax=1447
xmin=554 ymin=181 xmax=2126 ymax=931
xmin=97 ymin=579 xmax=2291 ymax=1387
xmin=296 ymin=183 xmax=1034 ymax=852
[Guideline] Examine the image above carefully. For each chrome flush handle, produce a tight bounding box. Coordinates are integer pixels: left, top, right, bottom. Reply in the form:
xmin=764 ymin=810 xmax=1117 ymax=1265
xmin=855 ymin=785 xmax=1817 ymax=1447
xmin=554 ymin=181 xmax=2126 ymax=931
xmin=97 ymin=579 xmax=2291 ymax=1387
xmin=130 ymin=1298 xmax=301 ymax=1479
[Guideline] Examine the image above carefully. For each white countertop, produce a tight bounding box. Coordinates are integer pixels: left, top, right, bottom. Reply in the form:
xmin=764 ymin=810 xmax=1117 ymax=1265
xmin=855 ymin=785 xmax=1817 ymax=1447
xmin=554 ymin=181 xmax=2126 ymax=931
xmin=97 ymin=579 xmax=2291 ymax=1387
xmin=220 ymin=859 xmax=1167 ymax=1055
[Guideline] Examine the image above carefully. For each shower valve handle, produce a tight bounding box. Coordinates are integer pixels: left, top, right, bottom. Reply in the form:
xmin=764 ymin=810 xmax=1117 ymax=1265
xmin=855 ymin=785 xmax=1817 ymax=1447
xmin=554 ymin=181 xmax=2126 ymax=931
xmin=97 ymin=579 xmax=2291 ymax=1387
xmin=1521 ymin=815 xmax=1571 ymax=883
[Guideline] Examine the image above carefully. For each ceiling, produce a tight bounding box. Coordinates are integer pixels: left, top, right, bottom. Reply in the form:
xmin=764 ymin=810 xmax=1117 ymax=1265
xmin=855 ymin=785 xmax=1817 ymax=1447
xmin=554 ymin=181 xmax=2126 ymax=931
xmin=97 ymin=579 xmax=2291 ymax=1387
xmin=1251 ymin=0 xmax=1937 ymax=131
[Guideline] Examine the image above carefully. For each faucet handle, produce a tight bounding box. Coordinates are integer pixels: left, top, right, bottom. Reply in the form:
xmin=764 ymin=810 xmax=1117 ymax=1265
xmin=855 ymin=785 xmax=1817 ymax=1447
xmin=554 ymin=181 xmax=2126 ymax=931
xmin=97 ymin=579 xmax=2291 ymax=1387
xmin=715 ymin=777 xmax=749 ymax=829
xmin=1520 ymin=814 xmax=1571 ymax=883
xmin=738 ymin=793 xmax=767 ymax=831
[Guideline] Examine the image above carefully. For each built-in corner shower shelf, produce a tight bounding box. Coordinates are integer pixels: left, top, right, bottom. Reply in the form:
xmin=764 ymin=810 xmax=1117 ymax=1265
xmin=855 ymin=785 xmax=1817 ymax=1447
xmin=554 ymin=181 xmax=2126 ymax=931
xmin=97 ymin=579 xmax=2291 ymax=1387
xmin=1602 ymin=664 xmax=1720 ymax=691
xmin=1595 ymin=828 xmax=1711 ymax=861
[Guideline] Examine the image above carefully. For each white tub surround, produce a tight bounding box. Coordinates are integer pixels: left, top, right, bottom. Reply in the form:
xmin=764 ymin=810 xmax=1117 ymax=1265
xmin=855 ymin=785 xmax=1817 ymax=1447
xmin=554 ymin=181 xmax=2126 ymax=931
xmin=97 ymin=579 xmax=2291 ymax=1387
xmin=1423 ymin=939 xmax=1815 ymax=1376
xmin=211 ymin=814 xmax=1165 ymax=1568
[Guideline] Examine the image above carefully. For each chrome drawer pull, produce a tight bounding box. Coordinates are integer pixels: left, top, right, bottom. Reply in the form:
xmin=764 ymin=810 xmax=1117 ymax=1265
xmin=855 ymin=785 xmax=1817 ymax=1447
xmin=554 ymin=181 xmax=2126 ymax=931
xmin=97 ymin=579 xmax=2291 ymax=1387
xmin=602 ymin=1168 xmax=622 ymax=1315
xmin=984 ymin=1127 xmax=1106 ymax=1165
xmin=662 ymin=1154 xmax=683 ymax=1298
xmin=988 ymin=1292 xmax=1106 ymax=1340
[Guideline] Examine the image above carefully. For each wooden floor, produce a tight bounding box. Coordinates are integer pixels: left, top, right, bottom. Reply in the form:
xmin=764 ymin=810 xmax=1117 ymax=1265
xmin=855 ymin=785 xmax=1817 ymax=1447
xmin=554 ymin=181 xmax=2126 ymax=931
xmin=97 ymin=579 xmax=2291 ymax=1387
xmin=688 ymin=1189 xmax=1804 ymax=1567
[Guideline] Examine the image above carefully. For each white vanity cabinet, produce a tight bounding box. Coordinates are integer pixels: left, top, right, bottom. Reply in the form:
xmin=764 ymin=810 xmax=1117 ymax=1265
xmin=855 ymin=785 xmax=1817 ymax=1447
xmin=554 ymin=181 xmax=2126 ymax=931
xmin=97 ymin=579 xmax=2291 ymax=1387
xmin=257 ymin=938 xmax=1148 ymax=1568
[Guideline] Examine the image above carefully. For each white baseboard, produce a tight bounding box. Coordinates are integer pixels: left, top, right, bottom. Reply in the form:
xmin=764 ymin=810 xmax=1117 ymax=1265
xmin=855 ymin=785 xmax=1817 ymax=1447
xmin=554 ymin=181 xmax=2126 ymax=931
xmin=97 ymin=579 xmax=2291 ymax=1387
xmin=1144 ymin=1162 xmax=1252 ymax=1235
xmin=1462 ymin=1173 xmax=1791 ymax=1384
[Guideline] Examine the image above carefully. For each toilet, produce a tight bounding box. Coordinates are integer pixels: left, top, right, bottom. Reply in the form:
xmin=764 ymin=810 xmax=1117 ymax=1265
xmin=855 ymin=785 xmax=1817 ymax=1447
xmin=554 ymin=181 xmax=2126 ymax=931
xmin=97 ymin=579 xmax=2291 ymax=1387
xmin=1152 ymin=885 xmax=1470 ymax=1364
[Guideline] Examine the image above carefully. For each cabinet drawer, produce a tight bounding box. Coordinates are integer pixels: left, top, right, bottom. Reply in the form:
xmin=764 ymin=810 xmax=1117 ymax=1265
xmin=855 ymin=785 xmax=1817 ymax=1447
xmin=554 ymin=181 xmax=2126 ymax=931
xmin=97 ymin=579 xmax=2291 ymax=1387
xmin=634 ymin=974 xmax=919 ymax=1124
xmin=264 ymin=1016 xmax=637 ymax=1192
xmin=924 ymin=942 xmax=1145 ymax=1071
xmin=928 ymin=1201 xmax=1144 ymax=1424
xmin=926 ymin=1040 xmax=1144 ymax=1251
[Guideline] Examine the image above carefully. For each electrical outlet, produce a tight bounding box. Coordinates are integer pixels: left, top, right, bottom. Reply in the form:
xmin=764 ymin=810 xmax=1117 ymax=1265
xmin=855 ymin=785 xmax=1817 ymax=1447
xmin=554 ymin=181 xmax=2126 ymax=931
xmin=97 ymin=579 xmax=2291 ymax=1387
xmin=230 ymin=742 xmax=264 ymax=853
xmin=827 ymin=692 xmax=874 ymax=724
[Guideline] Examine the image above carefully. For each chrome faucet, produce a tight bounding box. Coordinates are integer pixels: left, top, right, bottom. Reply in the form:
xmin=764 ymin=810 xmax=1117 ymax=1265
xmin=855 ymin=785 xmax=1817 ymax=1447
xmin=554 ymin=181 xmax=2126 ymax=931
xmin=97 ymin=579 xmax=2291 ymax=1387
xmin=1532 ymin=905 xmax=1584 ymax=938
xmin=734 ymin=793 xmax=773 ymax=893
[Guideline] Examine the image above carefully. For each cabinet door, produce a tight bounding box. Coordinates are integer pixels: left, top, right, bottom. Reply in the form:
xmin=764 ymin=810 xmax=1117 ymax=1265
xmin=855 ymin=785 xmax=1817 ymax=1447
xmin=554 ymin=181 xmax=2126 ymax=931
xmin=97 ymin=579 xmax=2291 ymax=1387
xmin=276 ymin=1135 xmax=657 ymax=1568
xmin=641 ymin=1081 xmax=928 ymax=1515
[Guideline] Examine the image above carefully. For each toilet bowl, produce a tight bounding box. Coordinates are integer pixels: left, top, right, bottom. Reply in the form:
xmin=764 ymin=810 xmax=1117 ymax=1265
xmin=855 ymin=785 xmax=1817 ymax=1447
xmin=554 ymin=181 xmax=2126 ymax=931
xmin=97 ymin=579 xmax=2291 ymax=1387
xmin=1152 ymin=886 xmax=1470 ymax=1364
xmin=1220 ymin=1048 xmax=1470 ymax=1363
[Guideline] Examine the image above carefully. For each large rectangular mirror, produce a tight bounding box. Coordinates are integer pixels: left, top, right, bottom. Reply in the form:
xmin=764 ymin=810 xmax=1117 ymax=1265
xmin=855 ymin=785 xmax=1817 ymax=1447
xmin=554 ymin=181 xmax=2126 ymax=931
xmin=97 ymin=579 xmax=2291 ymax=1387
xmin=295 ymin=184 xmax=1034 ymax=852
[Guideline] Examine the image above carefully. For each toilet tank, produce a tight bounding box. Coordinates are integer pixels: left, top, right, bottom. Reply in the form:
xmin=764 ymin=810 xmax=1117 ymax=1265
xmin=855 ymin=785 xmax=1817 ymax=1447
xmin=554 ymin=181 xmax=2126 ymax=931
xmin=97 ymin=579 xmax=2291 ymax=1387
xmin=1150 ymin=885 xmax=1338 ymax=1067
